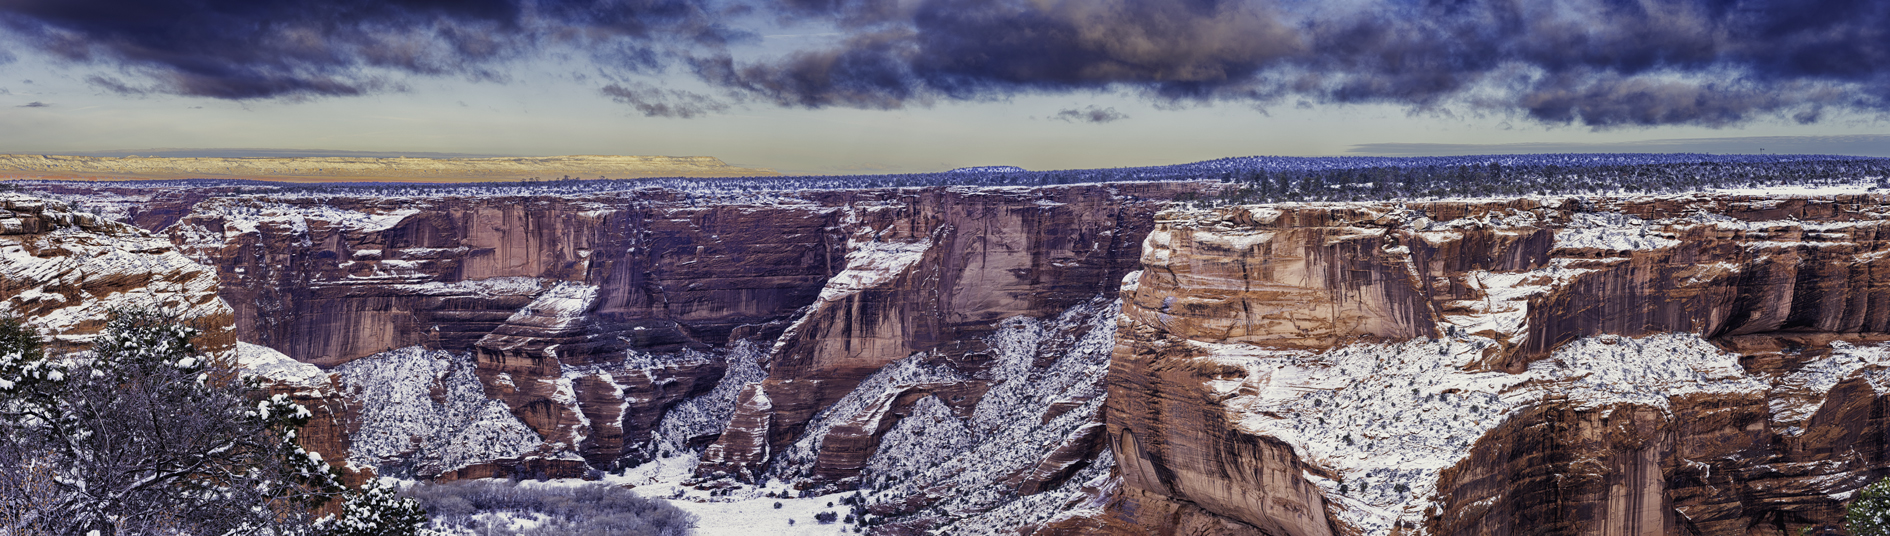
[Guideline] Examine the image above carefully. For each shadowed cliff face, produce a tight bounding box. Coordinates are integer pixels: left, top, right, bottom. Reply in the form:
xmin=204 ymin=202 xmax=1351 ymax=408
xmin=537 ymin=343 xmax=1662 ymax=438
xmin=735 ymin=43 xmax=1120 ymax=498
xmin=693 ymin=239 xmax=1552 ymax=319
xmin=158 ymin=183 xmax=1195 ymax=530
xmin=1111 ymin=194 xmax=1890 ymax=535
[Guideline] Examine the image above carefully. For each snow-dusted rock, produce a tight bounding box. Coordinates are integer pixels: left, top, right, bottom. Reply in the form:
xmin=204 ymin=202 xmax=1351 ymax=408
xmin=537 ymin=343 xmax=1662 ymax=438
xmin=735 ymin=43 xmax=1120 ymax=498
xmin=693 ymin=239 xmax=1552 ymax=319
xmin=1112 ymin=193 xmax=1890 ymax=536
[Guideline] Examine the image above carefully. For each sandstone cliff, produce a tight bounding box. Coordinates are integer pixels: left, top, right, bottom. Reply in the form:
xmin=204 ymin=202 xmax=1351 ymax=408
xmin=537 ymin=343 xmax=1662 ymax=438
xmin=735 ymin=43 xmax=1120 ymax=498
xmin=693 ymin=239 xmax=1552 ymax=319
xmin=0 ymin=154 xmax=777 ymax=182
xmin=1111 ymin=194 xmax=1890 ymax=535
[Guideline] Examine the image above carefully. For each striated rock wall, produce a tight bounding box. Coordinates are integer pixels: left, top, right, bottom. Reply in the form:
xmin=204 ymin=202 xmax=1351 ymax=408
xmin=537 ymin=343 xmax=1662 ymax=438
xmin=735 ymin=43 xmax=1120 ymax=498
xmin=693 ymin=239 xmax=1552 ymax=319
xmin=1111 ymin=194 xmax=1890 ymax=535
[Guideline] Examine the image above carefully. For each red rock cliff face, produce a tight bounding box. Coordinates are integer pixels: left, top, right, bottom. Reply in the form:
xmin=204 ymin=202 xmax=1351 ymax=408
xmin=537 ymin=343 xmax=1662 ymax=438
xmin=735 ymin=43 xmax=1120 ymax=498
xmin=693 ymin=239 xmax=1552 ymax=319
xmin=697 ymin=186 xmax=1160 ymax=482
xmin=1111 ymin=194 xmax=1890 ymax=536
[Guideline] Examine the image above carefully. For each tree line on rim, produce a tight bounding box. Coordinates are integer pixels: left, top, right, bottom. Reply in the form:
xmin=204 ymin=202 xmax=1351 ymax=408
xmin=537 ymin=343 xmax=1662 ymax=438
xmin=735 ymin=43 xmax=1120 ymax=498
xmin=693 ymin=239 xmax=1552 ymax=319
xmin=10 ymin=153 xmax=1885 ymax=203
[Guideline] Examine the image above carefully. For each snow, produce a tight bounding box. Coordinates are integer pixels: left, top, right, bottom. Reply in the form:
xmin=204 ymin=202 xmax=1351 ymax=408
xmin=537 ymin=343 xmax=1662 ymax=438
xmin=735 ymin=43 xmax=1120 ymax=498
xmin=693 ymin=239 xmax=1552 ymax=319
xmin=647 ymin=342 xmax=767 ymax=460
xmin=235 ymin=341 xmax=327 ymax=391
xmin=387 ymin=276 xmax=547 ymax=297
xmin=1769 ymin=341 xmax=1890 ymax=433
xmin=1710 ymin=183 xmax=1879 ymax=196
xmin=778 ymin=297 xmax=1120 ymax=532
xmin=1437 ymin=259 xmax=1597 ymax=342
xmin=472 ymin=461 xmax=867 ymax=536
xmin=499 ymin=281 xmax=598 ymax=331
xmin=557 ymin=300 xmax=1121 ymax=534
xmin=1554 ymin=212 xmax=1680 ymax=251
xmin=1525 ymin=334 xmax=1766 ymax=410
xmin=816 ymin=232 xmax=931 ymax=302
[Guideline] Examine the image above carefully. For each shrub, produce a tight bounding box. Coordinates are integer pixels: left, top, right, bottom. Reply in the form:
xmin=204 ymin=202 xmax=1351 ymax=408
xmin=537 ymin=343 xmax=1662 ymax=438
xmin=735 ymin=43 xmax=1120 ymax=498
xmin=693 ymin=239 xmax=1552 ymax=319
xmin=815 ymin=511 xmax=839 ymax=524
xmin=404 ymin=479 xmax=695 ymax=536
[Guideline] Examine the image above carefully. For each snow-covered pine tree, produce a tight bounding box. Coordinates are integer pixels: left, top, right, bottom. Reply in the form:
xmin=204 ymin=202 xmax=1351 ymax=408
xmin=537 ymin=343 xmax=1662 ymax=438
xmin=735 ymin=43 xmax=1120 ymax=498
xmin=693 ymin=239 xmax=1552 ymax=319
xmin=315 ymin=480 xmax=430 ymax=536
xmin=0 ymin=308 xmax=418 ymax=535
xmin=1848 ymin=477 xmax=1890 ymax=536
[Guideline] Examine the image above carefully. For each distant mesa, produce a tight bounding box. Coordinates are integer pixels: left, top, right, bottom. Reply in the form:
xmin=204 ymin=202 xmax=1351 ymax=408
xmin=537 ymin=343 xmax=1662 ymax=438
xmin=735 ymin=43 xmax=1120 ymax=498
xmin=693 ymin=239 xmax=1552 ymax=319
xmin=0 ymin=154 xmax=778 ymax=183
xmin=948 ymin=166 xmax=1026 ymax=174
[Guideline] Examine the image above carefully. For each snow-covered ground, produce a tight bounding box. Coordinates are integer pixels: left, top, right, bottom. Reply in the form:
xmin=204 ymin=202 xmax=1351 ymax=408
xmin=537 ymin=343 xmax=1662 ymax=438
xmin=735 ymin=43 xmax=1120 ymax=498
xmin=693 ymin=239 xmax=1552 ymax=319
xmin=610 ymin=455 xmax=875 ymax=536
xmin=414 ymin=455 xmax=886 ymax=535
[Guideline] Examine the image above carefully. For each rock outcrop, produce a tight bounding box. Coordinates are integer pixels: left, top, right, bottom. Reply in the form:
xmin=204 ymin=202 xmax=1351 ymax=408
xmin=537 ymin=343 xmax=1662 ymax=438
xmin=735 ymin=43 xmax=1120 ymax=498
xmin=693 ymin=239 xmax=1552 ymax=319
xmin=1111 ymin=194 xmax=1890 ymax=535
xmin=0 ymin=193 xmax=233 ymax=355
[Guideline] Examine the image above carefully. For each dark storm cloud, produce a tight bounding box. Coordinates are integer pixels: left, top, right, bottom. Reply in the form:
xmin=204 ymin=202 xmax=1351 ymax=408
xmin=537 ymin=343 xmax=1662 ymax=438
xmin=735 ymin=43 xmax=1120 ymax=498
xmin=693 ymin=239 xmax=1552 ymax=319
xmin=1350 ymin=135 xmax=1890 ymax=157
xmin=4 ymin=0 xmax=1888 ymax=127
xmin=600 ymin=82 xmax=731 ymax=118
xmin=0 ymin=0 xmax=729 ymax=99
xmin=721 ymin=0 xmax=1890 ymax=127
xmin=1052 ymin=106 xmax=1128 ymax=123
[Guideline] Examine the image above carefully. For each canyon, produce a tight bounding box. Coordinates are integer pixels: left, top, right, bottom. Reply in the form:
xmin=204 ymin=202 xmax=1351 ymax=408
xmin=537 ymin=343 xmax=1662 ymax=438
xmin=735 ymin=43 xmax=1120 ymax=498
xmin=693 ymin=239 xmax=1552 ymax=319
xmin=5 ymin=180 xmax=1890 ymax=535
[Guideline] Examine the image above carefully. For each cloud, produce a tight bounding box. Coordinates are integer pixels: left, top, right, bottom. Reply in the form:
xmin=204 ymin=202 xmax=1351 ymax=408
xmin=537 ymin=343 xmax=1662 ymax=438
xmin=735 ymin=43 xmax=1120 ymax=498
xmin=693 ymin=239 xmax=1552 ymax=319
xmin=600 ymin=82 xmax=731 ymax=118
xmin=17 ymin=101 xmax=49 ymax=108
xmin=1052 ymin=106 xmax=1127 ymax=123
xmin=87 ymin=75 xmax=148 ymax=96
xmin=0 ymin=0 xmax=731 ymax=100
xmin=719 ymin=0 xmax=1890 ymax=127
xmin=1349 ymin=135 xmax=1890 ymax=158
xmin=3 ymin=0 xmax=1887 ymax=127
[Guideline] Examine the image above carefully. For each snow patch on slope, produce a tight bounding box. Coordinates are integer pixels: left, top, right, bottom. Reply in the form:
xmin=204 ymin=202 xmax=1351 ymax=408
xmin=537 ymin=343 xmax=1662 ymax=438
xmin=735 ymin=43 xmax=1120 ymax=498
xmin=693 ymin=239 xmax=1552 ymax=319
xmin=336 ymin=346 xmax=542 ymax=477
xmin=387 ymin=276 xmax=547 ymax=297
xmin=1438 ymin=260 xmax=1597 ymax=341
xmin=745 ymin=297 xmax=1119 ymax=532
xmin=1768 ymin=341 xmax=1890 ymax=433
xmin=502 ymin=281 xmax=599 ymax=333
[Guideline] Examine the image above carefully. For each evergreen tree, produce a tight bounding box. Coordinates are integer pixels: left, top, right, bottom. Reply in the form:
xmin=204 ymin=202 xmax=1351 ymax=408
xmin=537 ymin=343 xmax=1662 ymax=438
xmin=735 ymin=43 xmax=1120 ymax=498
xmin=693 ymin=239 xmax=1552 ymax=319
xmin=317 ymin=481 xmax=431 ymax=536
xmin=0 ymin=308 xmax=423 ymax=535
xmin=1848 ymin=477 xmax=1890 ymax=536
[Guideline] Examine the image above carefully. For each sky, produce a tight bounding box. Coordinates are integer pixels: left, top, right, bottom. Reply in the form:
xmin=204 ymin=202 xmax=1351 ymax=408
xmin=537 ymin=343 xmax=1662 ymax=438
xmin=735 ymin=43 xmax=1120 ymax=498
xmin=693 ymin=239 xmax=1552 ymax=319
xmin=0 ymin=0 xmax=1886 ymax=175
